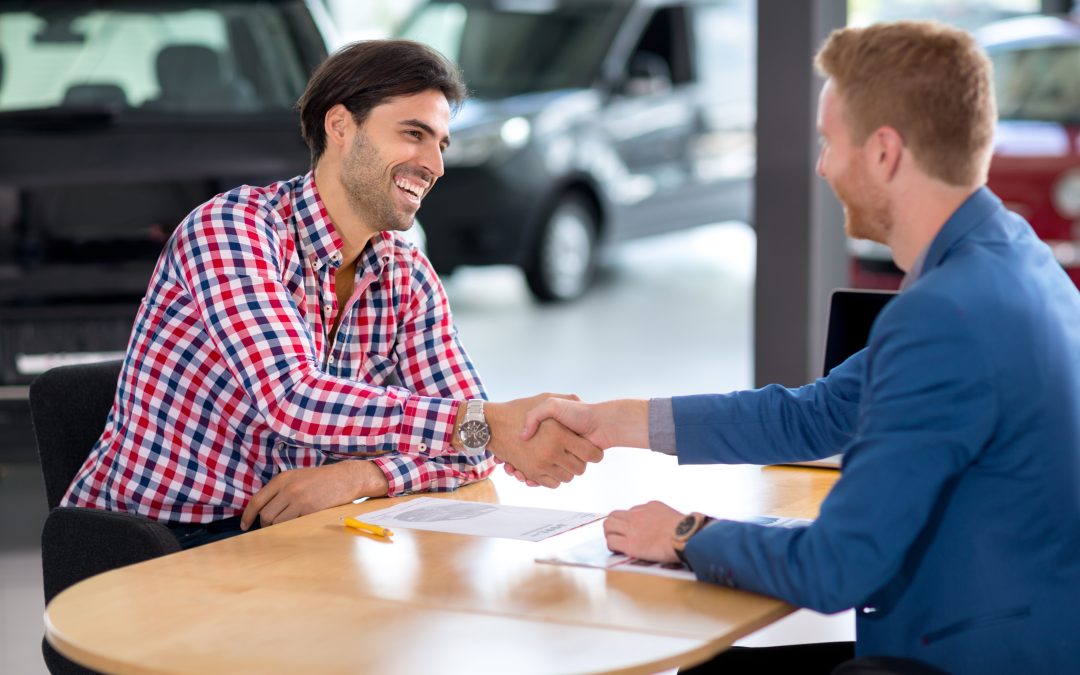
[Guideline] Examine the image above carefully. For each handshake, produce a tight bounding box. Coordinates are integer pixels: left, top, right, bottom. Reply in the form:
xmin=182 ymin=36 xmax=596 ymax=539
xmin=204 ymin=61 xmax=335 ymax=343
xmin=471 ymin=394 xmax=649 ymax=488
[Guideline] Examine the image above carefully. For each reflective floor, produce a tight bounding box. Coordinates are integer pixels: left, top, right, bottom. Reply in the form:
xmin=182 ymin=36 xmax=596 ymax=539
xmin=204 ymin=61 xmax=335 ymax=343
xmin=0 ymin=222 xmax=851 ymax=674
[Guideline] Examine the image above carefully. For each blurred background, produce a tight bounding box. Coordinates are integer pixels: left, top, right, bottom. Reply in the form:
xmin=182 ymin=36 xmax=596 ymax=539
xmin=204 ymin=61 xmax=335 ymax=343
xmin=3 ymin=0 xmax=1078 ymax=671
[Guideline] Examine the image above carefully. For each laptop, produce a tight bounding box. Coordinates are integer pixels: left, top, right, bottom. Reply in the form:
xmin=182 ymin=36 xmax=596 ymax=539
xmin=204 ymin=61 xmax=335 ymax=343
xmin=790 ymin=288 xmax=898 ymax=468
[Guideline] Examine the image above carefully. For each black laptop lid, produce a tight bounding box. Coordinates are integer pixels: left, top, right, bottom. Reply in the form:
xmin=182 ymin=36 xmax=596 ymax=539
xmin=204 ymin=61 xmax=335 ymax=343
xmin=822 ymin=289 xmax=898 ymax=376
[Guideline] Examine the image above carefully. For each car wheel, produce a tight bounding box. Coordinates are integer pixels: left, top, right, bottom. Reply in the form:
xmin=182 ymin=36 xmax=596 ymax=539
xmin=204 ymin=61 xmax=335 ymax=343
xmin=524 ymin=194 xmax=598 ymax=302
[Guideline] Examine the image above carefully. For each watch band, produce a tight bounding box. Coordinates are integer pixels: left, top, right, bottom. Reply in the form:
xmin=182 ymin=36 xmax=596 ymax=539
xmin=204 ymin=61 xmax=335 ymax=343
xmin=465 ymin=399 xmax=484 ymax=422
xmin=673 ymin=513 xmax=714 ymax=569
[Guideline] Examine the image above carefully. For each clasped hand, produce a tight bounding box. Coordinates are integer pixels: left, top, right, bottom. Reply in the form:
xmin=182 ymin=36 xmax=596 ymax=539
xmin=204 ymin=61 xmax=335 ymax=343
xmin=484 ymin=393 xmax=603 ymax=488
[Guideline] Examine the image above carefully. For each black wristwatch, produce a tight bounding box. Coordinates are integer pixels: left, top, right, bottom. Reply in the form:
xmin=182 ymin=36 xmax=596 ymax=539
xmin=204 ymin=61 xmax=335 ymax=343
xmin=457 ymin=400 xmax=491 ymax=452
xmin=672 ymin=512 xmax=713 ymax=568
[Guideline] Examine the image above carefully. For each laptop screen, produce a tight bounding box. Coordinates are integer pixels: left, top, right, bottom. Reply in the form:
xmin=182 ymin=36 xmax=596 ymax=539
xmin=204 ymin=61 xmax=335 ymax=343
xmin=822 ymin=289 xmax=898 ymax=377
xmin=790 ymin=289 xmax=899 ymax=469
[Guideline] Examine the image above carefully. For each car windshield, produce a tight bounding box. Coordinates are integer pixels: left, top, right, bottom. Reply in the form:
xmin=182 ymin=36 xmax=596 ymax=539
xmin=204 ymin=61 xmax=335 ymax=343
xmin=992 ymin=44 xmax=1080 ymax=124
xmin=0 ymin=2 xmax=309 ymax=114
xmin=398 ymin=1 xmax=627 ymax=98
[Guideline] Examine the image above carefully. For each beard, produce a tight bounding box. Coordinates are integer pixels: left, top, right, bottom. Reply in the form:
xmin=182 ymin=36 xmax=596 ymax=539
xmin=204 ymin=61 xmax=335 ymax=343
xmin=340 ymin=131 xmax=415 ymax=233
xmin=833 ymin=156 xmax=892 ymax=244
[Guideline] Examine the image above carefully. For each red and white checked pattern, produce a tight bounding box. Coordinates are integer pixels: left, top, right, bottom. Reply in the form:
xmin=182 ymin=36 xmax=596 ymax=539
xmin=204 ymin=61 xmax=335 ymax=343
xmin=63 ymin=173 xmax=492 ymax=522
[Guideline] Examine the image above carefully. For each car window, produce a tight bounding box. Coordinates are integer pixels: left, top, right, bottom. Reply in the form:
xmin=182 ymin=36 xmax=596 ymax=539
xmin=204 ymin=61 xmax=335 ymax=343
xmin=399 ymin=1 xmax=628 ymax=98
xmin=992 ymin=45 xmax=1080 ymax=124
xmin=0 ymin=2 xmax=309 ymax=114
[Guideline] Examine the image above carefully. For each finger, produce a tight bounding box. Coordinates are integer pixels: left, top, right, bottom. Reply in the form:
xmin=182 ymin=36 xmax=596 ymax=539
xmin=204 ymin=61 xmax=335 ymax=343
xmin=269 ymin=503 xmax=302 ymax=526
xmin=256 ymin=493 xmax=290 ymax=527
xmin=603 ymin=511 xmax=627 ymax=536
xmin=520 ymin=399 xmax=562 ymax=440
xmin=605 ymin=533 xmax=629 ymax=554
xmin=241 ymin=479 xmax=279 ymax=530
xmin=565 ymin=433 xmax=604 ymax=464
xmin=557 ymin=447 xmax=588 ymax=476
xmin=546 ymin=464 xmax=575 ymax=485
xmin=535 ymin=473 xmax=560 ymax=489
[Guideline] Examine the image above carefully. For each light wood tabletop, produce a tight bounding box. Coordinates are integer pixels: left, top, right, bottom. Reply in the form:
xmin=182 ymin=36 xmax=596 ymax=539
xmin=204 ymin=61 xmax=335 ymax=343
xmin=44 ymin=450 xmax=838 ymax=675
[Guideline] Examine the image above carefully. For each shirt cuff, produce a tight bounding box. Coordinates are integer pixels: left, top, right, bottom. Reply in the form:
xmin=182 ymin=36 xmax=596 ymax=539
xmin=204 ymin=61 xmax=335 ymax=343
xmin=396 ymin=395 xmax=468 ymax=458
xmin=648 ymin=397 xmax=677 ymax=455
xmin=371 ymin=450 xmax=495 ymax=497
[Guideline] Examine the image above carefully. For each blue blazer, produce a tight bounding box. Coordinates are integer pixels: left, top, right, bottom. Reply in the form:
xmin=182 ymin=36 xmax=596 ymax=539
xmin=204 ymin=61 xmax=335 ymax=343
xmin=676 ymin=188 xmax=1080 ymax=673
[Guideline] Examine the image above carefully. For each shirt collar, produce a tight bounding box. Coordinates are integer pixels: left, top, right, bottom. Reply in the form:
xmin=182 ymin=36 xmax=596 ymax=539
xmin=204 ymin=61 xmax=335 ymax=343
xmin=294 ymin=172 xmax=345 ymax=271
xmin=293 ymin=172 xmax=399 ymax=276
xmin=360 ymin=231 xmax=396 ymax=277
xmin=901 ymin=186 xmax=1001 ymax=288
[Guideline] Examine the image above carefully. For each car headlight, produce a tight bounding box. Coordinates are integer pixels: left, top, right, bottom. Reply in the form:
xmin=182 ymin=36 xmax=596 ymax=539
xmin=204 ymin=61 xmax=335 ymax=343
xmin=1052 ymin=169 xmax=1080 ymax=219
xmin=443 ymin=116 xmax=531 ymax=167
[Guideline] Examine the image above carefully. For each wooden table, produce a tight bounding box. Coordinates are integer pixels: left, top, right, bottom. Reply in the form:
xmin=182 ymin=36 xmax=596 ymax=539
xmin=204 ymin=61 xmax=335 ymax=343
xmin=44 ymin=450 xmax=838 ymax=674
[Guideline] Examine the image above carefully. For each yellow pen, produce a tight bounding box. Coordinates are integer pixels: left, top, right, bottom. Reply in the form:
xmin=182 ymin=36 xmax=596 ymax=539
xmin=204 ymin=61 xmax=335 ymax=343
xmin=344 ymin=517 xmax=394 ymax=539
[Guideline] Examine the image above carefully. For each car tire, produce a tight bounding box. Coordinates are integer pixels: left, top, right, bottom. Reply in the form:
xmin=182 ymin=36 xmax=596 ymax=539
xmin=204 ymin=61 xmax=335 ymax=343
xmin=524 ymin=194 xmax=598 ymax=302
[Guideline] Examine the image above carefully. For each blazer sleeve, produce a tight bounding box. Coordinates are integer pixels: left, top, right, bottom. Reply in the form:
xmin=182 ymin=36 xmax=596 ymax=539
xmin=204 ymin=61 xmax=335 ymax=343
xmin=682 ymin=291 xmax=998 ymax=613
xmin=671 ymin=348 xmax=865 ymax=465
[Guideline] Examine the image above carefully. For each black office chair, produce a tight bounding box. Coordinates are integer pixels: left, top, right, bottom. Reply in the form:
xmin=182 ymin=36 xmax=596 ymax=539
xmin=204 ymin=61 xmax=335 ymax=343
xmin=30 ymin=360 xmax=180 ymax=675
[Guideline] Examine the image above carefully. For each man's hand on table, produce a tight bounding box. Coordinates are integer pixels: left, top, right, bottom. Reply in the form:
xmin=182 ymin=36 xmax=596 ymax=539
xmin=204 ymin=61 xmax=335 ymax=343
xmin=241 ymin=460 xmax=388 ymax=529
xmin=604 ymin=500 xmax=686 ymax=563
xmin=482 ymin=394 xmax=604 ymax=489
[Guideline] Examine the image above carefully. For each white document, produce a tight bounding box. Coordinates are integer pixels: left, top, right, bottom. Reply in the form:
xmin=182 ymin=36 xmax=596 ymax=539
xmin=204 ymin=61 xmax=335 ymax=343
xmin=357 ymin=497 xmax=605 ymax=542
xmin=535 ymin=537 xmax=697 ymax=581
xmin=536 ymin=515 xmax=813 ymax=580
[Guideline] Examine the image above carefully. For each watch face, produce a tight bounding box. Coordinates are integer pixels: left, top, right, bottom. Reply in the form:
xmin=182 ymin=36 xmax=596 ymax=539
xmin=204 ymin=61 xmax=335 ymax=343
xmin=459 ymin=419 xmax=491 ymax=448
xmin=675 ymin=514 xmax=698 ymax=538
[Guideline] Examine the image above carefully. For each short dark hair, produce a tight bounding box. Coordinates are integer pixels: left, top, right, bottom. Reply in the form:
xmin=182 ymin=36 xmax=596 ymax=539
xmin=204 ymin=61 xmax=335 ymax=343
xmin=298 ymin=39 xmax=467 ymax=166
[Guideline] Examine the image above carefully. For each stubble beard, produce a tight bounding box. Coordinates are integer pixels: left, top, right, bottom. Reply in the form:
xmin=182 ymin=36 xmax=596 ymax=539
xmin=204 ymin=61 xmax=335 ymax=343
xmin=341 ymin=131 xmax=415 ymax=233
xmin=834 ymin=157 xmax=892 ymax=245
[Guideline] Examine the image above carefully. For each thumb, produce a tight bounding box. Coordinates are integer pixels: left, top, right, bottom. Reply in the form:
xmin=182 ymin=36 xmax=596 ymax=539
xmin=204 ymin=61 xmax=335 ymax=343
xmin=520 ymin=399 xmax=559 ymax=440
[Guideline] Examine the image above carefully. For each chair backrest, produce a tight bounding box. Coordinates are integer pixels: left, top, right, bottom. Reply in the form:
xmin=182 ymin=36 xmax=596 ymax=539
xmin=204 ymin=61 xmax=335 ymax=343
xmin=29 ymin=360 xmax=123 ymax=510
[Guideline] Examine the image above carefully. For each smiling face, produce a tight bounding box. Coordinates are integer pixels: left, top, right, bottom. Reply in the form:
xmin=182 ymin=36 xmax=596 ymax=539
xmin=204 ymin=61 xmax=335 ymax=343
xmin=340 ymin=89 xmax=451 ymax=233
xmin=816 ymin=79 xmax=892 ymax=244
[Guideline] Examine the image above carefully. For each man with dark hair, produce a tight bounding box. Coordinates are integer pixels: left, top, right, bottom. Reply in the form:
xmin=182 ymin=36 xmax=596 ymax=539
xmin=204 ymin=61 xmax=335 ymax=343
xmin=519 ymin=21 xmax=1080 ymax=673
xmin=62 ymin=40 xmax=600 ymax=548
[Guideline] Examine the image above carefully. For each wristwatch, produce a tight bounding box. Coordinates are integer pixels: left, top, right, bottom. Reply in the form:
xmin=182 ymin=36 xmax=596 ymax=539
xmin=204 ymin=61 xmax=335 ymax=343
xmin=672 ymin=512 xmax=713 ymax=567
xmin=457 ymin=399 xmax=491 ymax=452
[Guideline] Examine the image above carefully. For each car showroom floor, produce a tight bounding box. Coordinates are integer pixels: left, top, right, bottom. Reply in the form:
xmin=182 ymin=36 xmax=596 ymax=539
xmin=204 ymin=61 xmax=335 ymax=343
xmin=0 ymin=222 xmax=852 ymax=674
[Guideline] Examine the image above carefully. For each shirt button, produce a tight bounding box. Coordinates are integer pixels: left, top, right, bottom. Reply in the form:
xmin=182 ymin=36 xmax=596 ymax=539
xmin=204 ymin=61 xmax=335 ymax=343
xmin=323 ymin=304 xmax=332 ymax=314
xmin=276 ymin=442 xmax=286 ymax=451
xmin=418 ymin=443 xmax=428 ymax=452
xmin=327 ymin=355 xmax=335 ymax=365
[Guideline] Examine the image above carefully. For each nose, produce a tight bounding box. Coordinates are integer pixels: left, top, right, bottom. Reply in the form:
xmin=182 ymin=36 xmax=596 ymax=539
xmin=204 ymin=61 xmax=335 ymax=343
xmin=815 ymin=148 xmax=826 ymax=179
xmin=421 ymin=140 xmax=444 ymax=180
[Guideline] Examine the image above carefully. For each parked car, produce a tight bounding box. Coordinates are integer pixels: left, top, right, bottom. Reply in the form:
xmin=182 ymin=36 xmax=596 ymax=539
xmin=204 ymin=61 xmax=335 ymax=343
xmin=397 ymin=0 xmax=756 ymax=301
xmin=849 ymin=13 xmax=1080 ymax=291
xmin=0 ymin=0 xmax=334 ymax=456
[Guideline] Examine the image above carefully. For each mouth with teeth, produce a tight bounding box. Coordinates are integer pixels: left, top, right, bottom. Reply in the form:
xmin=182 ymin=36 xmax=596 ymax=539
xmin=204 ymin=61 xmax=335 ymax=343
xmin=394 ymin=174 xmax=428 ymax=208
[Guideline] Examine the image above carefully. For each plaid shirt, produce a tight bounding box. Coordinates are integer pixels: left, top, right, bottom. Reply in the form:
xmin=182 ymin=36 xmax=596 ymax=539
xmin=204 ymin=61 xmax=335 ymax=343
xmin=63 ymin=173 xmax=492 ymax=522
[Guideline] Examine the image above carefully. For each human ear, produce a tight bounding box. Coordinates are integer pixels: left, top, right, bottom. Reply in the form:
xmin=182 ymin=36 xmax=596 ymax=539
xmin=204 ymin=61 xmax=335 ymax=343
xmin=874 ymin=126 xmax=904 ymax=181
xmin=323 ymin=104 xmax=353 ymax=154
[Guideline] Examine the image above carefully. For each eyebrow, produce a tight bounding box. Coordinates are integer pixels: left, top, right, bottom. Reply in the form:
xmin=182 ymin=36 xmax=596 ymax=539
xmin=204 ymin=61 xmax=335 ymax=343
xmin=400 ymin=119 xmax=451 ymax=149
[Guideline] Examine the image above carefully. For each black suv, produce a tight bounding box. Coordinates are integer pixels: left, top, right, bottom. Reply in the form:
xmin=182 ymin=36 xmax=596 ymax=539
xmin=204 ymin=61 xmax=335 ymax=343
xmin=0 ymin=0 xmax=332 ymax=455
xmin=398 ymin=0 xmax=755 ymax=300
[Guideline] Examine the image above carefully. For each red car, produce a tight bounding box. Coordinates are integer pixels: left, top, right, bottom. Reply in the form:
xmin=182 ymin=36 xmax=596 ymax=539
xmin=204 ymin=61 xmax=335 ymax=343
xmin=850 ymin=14 xmax=1080 ymax=290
